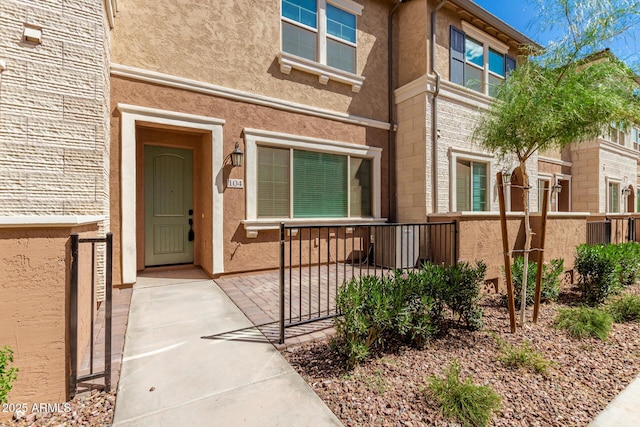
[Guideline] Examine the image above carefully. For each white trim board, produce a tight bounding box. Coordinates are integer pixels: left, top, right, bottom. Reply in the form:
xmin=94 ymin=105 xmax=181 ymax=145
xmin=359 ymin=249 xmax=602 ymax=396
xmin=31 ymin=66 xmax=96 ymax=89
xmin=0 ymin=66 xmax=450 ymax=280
xmin=111 ymin=64 xmax=390 ymax=130
xmin=243 ymin=128 xmax=382 ymax=237
xmin=0 ymin=215 xmax=105 ymax=228
xmin=117 ymin=104 xmax=225 ymax=283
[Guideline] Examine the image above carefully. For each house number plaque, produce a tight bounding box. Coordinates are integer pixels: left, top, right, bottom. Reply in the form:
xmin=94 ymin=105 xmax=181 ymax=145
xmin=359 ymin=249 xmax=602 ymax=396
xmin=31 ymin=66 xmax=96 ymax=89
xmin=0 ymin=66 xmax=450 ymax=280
xmin=227 ymin=178 xmax=244 ymax=189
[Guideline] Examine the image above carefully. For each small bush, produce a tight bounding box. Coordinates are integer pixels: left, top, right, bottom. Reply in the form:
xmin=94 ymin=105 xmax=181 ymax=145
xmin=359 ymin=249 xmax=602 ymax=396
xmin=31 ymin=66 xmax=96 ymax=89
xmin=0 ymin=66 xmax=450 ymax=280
xmin=606 ymin=243 xmax=640 ymax=288
xmin=608 ymin=294 xmax=640 ymax=322
xmin=333 ymin=260 xmax=487 ymax=367
xmin=333 ymin=274 xmax=439 ymax=368
xmin=445 ymin=261 xmax=487 ymax=331
xmin=1 ymin=346 xmax=18 ymax=404
xmin=574 ymin=244 xmax=617 ymax=305
xmin=427 ymin=359 xmax=501 ymax=427
xmin=496 ymin=339 xmax=552 ymax=375
xmin=555 ymin=307 xmax=613 ymax=340
xmin=506 ymin=257 xmax=563 ymax=307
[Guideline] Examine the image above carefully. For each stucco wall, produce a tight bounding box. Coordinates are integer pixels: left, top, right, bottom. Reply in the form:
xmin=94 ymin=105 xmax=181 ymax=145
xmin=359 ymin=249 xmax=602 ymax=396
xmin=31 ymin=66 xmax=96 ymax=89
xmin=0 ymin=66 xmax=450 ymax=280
xmin=396 ymin=0 xmax=428 ymax=87
xmin=110 ymin=76 xmax=389 ymax=284
xmin=429 ymin=212 xmax=586 ymax=291
xmin=0 ymin=225 xmax=97 ymax=411
xmin=110 ymin=0 xmax=390 ymax=122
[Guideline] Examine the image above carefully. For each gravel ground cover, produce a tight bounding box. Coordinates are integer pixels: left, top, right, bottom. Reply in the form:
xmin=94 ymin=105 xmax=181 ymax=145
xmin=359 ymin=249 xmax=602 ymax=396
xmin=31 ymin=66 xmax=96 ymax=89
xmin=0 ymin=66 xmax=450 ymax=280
xmin=285 ymin=284 xmax=640 ymax=426
xmin=1 ymin=391 xmax=115 ymax=427
xmin=2 ymin=285 xmax=639 ymax=426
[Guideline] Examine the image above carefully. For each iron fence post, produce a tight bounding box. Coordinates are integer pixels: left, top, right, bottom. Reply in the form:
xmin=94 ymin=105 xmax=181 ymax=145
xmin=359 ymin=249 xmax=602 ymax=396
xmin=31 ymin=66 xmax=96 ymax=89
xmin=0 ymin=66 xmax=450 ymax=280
xmin=69 ymin=233 xmax=79 ymax=399
xmin=279 ymin=222 xmax=285 ymax=345
xmin=105 ymin=233 xmax=113 ymax=392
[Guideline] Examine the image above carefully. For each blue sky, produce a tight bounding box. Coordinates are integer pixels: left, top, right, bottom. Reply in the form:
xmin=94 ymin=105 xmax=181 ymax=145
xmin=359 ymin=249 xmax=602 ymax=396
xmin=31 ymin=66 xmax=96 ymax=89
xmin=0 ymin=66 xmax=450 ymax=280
xmin=473 ymin=0 xmax=640 ymax=67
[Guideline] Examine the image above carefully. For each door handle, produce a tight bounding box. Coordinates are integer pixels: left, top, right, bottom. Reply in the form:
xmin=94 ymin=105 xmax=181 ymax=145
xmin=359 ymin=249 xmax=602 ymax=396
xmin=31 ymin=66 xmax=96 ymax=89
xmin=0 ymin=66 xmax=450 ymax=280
xmin=188 ymin=218 xmax=194 ymax=241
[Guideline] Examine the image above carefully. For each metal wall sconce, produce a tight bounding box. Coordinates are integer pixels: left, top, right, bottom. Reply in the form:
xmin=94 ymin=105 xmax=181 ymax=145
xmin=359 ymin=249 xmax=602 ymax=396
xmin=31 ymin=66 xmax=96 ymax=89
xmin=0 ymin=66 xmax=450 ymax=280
xmin=622 ymin=186 xmax=631 ymax=197
xmin=231 ymin=142 xmax=243 ymax=167
xmin=501 ymin=172 xmax=511 ymax=185
xmin=552 ymin=182 xmax=562 ymax=194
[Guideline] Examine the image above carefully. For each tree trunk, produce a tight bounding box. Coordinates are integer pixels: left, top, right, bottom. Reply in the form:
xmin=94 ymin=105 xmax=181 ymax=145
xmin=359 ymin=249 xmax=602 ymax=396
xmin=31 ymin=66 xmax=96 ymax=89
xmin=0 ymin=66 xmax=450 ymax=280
xmin=519 ymin=160 xmax=531 ymax=325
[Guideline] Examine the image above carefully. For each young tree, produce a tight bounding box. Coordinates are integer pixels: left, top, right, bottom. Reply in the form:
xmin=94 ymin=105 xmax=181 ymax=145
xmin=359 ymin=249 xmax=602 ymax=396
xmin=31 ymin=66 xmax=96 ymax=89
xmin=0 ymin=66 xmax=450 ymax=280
xmin=473 ymin=0 xmax=640 ymax=325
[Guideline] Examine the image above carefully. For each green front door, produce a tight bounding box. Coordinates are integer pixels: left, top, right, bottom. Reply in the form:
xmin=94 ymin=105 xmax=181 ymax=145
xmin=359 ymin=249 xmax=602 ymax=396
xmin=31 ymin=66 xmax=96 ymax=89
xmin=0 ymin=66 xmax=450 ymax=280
xmin=144 ymin=145 xmax=194 ymax=266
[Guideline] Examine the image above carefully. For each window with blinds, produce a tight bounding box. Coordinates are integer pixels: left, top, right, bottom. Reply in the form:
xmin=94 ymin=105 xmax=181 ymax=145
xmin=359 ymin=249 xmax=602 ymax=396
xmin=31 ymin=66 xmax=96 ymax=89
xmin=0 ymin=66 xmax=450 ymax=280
xmin=257 ymin=146 xmax=372 ymax=218
xmin=456 ymin=159 xmax=487 ymax=211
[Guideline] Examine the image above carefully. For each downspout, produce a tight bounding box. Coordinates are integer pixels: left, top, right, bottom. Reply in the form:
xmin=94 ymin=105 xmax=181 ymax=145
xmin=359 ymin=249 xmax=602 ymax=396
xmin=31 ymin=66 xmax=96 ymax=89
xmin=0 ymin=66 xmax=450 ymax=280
xmin=388 ymin=0 xmax=412 ymax=222
xmin=431 ymin=0 xmax=447 ymax=214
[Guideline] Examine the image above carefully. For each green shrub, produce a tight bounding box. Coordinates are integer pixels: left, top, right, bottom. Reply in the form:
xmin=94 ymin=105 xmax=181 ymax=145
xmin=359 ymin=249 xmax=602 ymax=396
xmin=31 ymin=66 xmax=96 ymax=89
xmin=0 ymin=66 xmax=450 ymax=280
xmin=0 ymin=346 xmax=18 ymax=404
xmin=506 ymin=257 xmax=563 ymax=307
xmin=555 ymin=307 xmax=613 ymax=340
xmin=574 ymin=244 xmax=617 ymax=305
xmin=333 ymin=274 xmax=439 ymax=368
xmin=426 ymin=359 xmax=501 ymax=427
xmin=496 ymin=339 xmax=552 ymax=375
xmin=444 ymin=261 xmax=487 ymax=331
xmin=608 ymin=294 xmax=640 ymax=322
xmin=332 ymin=260 xmax=487 ymax=367
xmin=605 ymin=242 xmax=640 ymax=288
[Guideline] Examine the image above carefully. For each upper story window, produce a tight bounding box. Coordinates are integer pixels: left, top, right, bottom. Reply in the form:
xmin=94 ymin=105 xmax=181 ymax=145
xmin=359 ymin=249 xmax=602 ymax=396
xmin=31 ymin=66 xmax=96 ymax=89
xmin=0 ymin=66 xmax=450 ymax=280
xmin=450 ymin=23 xmax=516 ymax=97
xmin=607 ymin=122 xmax=626 ymax=146
xmin=279 ymin=0 xmax=364 ymax=92
xmin=282 ymin=0 xmax=358 ymax=73
xmin=632 ymin=128 xmax=640 ymax=150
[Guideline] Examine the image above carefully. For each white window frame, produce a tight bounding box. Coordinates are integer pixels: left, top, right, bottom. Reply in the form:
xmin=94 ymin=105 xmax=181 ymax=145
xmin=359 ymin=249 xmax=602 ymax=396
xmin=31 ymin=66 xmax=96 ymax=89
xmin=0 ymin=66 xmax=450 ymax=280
xmin=449 ymin=148 xmax=493 ymax=212
xmin=243 ymin=128 xmax=383 ymax=237
xmin=537 ymin=174 xmax=553 ymax=212
xmin=461 ymin=22 xmax=510 ymax=97
xmin=606 ymin=177 xmax=621 ymax=214
xmin=632 ymin=127 xmax=640 ymax=151
xmin=555 ymin=174 xmax=572 ymax=212
xmin=279 ymin=0 xmax=365 ymax=92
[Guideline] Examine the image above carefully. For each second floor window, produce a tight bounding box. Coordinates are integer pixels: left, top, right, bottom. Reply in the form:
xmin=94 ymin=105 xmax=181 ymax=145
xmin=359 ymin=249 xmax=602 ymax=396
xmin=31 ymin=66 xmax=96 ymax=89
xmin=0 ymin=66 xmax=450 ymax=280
xmin=282 ymin=0 xmax=358 ymax=74
xmin=450 ymin=25 xmax=516 ymax=97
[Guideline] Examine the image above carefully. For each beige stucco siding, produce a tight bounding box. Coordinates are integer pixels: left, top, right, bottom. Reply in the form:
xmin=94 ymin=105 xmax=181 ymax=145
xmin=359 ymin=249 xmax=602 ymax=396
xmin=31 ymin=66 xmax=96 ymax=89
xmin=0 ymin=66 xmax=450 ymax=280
xmin=396 ymin=0 xmax=428 ymax=87
xmin=110 ymin=76 xmax=389 ymax=284
xmin=111 ymin=0 xmax=390 ymax=122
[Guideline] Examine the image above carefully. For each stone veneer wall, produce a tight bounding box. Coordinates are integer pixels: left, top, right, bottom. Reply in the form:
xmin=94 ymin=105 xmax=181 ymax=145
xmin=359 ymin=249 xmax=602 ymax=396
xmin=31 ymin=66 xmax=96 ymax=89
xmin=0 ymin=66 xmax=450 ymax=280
xmin=0 ymin=0 xmax=111 ymax=296
xmin=0 ymin=0 xmax=111 ymax=410
xmin=571 ymin=140 xmax=638 ymax=213
xmin=0 ymin=0 xmax=110 ymax=221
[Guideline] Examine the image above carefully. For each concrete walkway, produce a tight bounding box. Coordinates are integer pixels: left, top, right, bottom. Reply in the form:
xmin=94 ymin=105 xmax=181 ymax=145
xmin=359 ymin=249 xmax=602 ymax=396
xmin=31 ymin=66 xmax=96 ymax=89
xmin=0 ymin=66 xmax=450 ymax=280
xmin=590 ymin=374 xmax=640 ymax=427
xmin=112 ymin=270 xmax=342 ymax=426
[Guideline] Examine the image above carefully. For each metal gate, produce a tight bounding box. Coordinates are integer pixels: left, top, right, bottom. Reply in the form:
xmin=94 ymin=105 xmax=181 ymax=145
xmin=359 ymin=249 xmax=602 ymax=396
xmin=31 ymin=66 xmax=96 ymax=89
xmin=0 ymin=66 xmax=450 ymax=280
xmin=68 ymin=233 xmax=113 ymax=398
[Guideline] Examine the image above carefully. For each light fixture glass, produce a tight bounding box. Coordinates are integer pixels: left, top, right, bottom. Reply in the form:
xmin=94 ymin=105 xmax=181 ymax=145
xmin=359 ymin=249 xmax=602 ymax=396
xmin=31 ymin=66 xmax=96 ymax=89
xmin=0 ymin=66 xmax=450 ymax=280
xmin=231 ymin=142 xmax=243 ymax=167
xmin=501 ymin=171 xmax=511 ymax=185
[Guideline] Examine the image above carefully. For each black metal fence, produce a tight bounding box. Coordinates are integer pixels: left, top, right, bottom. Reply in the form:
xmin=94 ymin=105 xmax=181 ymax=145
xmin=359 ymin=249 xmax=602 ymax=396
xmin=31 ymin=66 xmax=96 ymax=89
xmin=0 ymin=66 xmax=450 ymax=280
xmin=278 ymin=222 xmax=457 ymax=343
xmin=586 ymin=218 xmax=637 ymax=245
xmin=69 ymin=233 xmax=112 ymax=398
